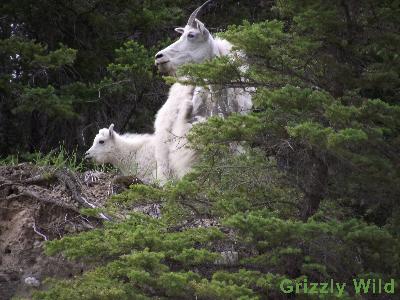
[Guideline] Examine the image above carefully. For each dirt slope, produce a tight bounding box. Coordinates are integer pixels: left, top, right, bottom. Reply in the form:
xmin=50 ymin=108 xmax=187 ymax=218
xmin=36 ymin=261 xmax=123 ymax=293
xmin=0 ymin=163 xmax=116 ymax=300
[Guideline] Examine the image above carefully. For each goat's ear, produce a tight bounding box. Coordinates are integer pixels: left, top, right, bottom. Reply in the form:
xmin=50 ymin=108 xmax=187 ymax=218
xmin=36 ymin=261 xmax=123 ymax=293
xmin=174 ymin=27 xmax=185 ymax=34
xmin=195 ymin=19 xmax=210 ymax=38
xmin=109 ymin=124 xmax=114 ymax=138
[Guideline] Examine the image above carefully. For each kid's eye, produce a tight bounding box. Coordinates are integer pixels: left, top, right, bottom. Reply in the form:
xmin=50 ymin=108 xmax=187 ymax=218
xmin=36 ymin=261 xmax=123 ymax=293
xmin=188 ymin=32 xmax=196 ymax=39
xmin=99 ymin=140 xmax=105 ymax=144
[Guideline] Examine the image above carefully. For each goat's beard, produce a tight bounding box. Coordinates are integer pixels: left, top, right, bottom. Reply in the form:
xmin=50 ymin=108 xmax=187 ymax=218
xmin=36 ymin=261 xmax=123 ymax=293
xmin=157 ymin=62 xmax=176 ymax=76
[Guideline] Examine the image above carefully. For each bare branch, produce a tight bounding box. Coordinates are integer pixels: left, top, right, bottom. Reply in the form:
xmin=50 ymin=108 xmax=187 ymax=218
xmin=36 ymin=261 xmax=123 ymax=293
xmin=32 ymin=223 xmax=48 ymax=241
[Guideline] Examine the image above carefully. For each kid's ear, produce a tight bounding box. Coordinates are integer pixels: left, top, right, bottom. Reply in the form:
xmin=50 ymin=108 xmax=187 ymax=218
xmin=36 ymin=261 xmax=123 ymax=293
xmin=174 ymin=27 xmax=185 ymax=34
xmin=109 ymin=124 xmax=114 ymax=138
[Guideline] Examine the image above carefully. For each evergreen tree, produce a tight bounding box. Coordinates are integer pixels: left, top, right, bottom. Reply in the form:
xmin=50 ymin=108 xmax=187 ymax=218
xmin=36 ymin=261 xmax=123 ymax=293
xmin=0 ymin=0 xmax=272 ymax=156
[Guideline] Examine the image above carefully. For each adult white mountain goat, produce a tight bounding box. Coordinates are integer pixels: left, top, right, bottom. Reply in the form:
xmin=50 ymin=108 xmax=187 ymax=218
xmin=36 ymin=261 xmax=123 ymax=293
xmin=154 ymin=0 xmax=253 ymax=182
xmin=85 ymin=124 xmax=157 ymax=183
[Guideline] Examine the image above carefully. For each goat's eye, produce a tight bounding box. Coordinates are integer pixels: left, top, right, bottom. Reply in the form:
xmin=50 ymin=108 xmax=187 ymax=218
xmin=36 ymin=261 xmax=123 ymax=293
xmin=188 ymin=32 xmax=196 ymax=39
xmin=99 ymin=140 xmax=105 ymax=144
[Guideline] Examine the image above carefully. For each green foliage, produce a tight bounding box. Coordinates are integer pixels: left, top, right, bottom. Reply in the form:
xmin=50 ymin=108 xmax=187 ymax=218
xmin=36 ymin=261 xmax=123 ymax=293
xmin=211 ymin=1 xmax=400 ymax=223
xmin=0 ymin=0 xmax=276 ymax=156
xmin=0 ymin=146 xmax=86 ymax=171
xmin=177 ymin=56 xmax=245 ymax=86
xmin=224 ymin=211 xmax=399 ymax=278
xmin=32 ymin=44 xmax=77 ymax=69
xmin=35 ymin=209 xmax=400 ymax=299
xmin=99 ymin=40 xmax=154 ymax=98
xmin=45 ymin=213 xmax=223 ymax=262
xmin=108 ymin=41 xmax=152 ymax=78
xmin=14 ymin=85 xmax=77 ymax=118
xmin=27 ymin=146 xmax=85 ymax=172
xmin=0 ymin=154 xmax=20 ymax=166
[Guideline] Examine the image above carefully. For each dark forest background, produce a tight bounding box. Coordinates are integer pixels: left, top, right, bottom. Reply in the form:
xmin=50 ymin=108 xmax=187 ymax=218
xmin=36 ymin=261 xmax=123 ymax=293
xmin=0 ymin=0 xmax=272 ymax=156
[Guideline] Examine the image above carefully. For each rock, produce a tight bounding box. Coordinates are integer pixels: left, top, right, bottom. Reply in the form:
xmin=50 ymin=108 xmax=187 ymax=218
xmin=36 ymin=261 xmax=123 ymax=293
xmin=215 ymin=251 xmax=239 ymax=266
xmin=24 ymin=276 xmax=40 ymax=287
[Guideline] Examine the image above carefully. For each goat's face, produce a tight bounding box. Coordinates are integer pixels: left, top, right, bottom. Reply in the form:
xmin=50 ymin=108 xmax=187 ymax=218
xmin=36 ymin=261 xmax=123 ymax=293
xmin=155 ymin=1 xmax=216 ymax=75
xmin=155 ymin=20 xmax=215 ymax=75
xmin=85 ymin=124 xmax=116 ymax=164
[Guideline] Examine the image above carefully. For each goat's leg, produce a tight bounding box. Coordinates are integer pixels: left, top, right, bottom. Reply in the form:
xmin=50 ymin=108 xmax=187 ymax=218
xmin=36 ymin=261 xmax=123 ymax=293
xmin=154 ymin=134 xmax=172 ymax=184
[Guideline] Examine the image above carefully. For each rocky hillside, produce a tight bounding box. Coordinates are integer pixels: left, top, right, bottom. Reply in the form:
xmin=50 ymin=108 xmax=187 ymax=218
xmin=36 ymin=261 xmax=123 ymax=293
xmin=0 ymin=164 xmax=118 ymax=299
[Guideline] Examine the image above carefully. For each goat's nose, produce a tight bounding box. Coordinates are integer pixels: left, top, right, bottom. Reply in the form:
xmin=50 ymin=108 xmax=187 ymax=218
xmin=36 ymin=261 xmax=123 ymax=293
xmin=155 ymin=53 xmax=164 ymax=59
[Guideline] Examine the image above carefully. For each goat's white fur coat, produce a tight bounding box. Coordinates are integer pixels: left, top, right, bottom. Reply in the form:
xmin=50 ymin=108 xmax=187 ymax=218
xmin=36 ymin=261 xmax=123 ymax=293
xmin=154 ymin=38 xmax=252 ymax=183
xmin=85 ymin=125 xmax=157 ymax=183
xmin=87 ymin=2 xmax=253 ymax=184
xmin=154 ymin=83 xmax=195 ymax=181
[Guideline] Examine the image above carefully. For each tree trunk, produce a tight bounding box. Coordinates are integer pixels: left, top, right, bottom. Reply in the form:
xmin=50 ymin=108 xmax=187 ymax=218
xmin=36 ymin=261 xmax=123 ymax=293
xmin=300 ymin=151 xmax=328 ymax=221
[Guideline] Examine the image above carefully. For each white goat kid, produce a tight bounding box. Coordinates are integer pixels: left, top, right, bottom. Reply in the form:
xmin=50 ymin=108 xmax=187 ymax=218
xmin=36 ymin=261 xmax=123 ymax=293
xmin=85 ymin=124 xmax=157 ymax=183
xmin=153 ymin=0 xmax=253 ymax=183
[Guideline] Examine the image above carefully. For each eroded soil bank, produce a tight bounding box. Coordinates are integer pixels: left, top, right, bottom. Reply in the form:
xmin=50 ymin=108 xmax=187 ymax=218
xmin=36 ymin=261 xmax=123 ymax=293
xmin=0 ymin=164 xmax=115 ymax=299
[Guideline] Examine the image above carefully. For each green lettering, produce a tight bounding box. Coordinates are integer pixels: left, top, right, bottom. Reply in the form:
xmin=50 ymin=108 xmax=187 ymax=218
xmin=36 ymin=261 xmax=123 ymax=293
xmin=353 ymin=279 xmax=370 ymax=294
xmin=308 ymin=283 xmax=318 ymax=294
xmin=296 ymin=281 xmax=302 ymax=293
xmin=336 ymin=283 xmax=346 ymax=297
xmin=280 ymin=279 xmax=294 ymax=294
xmin=384 ymin=279 xmax=395 ymax=294
xmin=303 ymin=278 xmax=308 ymax=293
xmin=320 ymin=282 xmax=329 ymax=294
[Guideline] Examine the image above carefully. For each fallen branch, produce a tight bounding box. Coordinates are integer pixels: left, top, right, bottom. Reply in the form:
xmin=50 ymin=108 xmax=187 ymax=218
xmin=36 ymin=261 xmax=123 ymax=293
xmin=0 ymin=171 xmax=55 ymax=189
xmin=6 ymin=190 xmax=80 ymax=213
xmin=32 ymin=222 xmax=48 ymax=241
xmin=1 ymin=166 xmax=112 ymax=221
xmin=23 ymin=173 xmax=56 ymax=186
xmin=54 ymin=168 xmax=112 ymax=221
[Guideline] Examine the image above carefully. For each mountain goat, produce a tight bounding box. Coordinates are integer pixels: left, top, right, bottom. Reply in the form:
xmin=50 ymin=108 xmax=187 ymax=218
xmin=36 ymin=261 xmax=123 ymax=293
xmin=85 ymin=124 xmax=157 ymax=183
xmin=153 ymin=0 xmax=253 ymax=182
